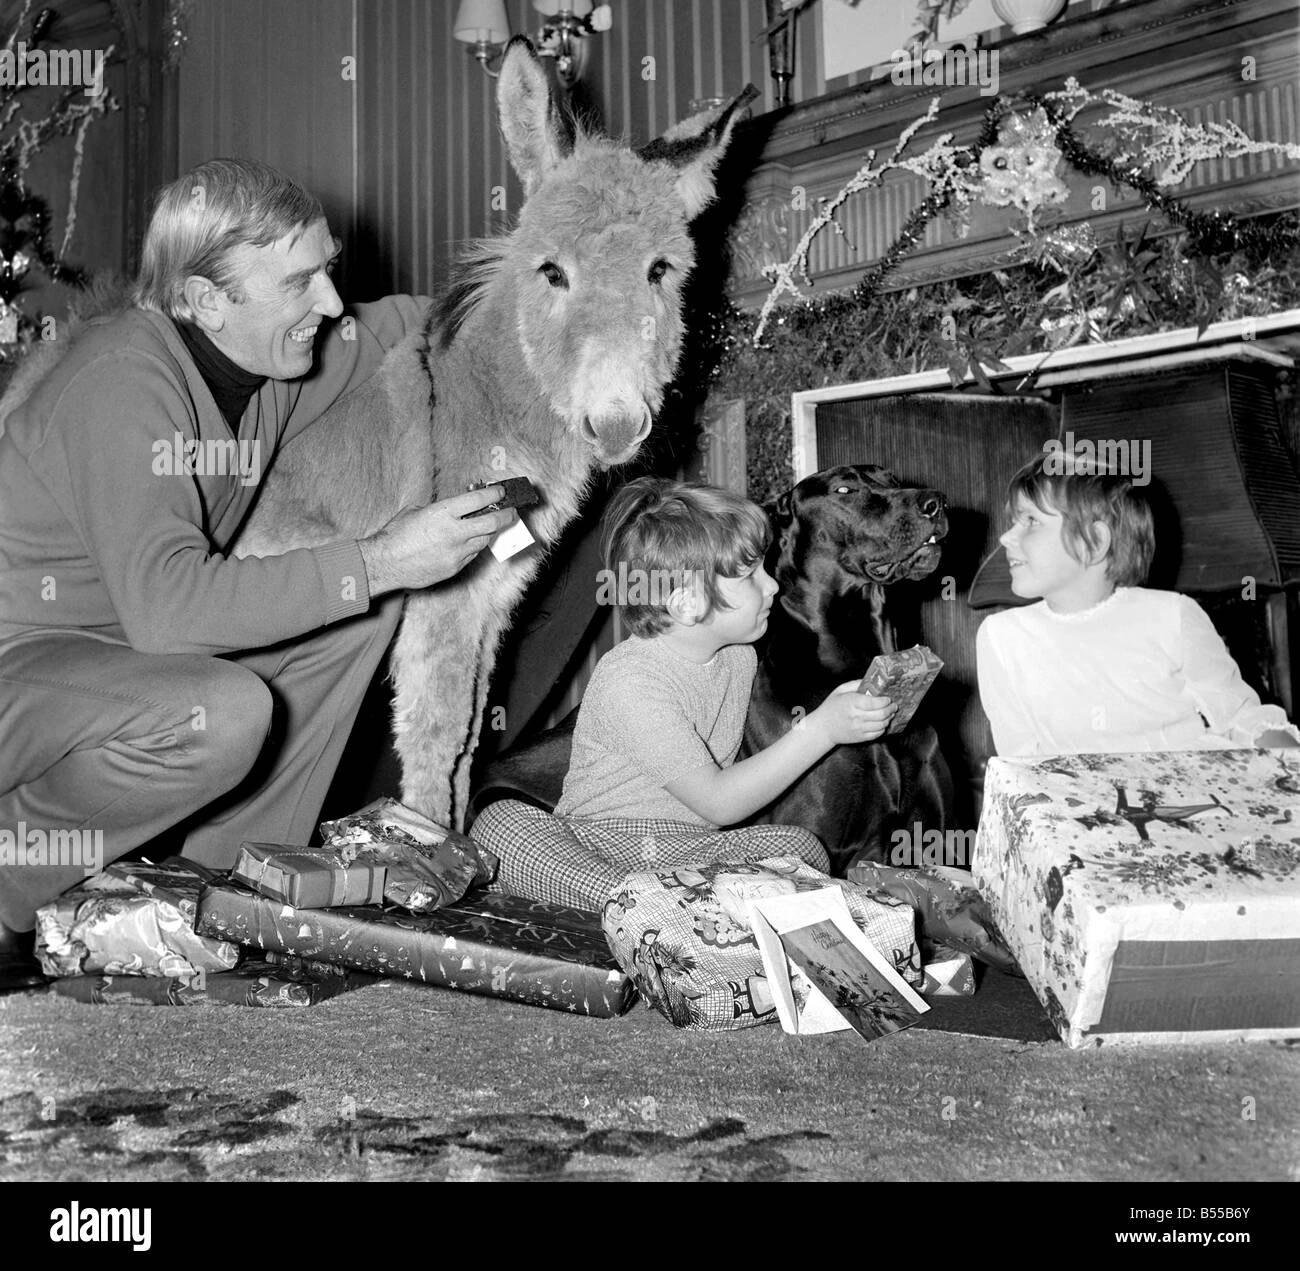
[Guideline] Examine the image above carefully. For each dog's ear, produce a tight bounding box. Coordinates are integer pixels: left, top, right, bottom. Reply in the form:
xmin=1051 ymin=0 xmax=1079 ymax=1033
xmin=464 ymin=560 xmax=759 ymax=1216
xmin=767 ymin=487 xmax=800 ymax=575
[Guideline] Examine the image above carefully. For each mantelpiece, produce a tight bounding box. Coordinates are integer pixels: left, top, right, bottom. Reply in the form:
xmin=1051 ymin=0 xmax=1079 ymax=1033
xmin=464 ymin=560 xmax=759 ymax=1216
xmin=727 ymin=0 xmax=1300 ymax=308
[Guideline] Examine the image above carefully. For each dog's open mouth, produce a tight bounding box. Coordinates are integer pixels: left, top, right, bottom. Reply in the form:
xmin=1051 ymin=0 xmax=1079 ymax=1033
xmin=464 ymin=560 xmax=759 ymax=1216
xmin=853 ymin=517 xmax=948 ymax=585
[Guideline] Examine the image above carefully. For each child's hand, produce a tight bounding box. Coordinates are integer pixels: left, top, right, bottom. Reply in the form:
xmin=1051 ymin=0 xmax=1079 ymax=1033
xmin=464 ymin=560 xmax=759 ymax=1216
xmin=809 ymin=680 xmax=896 ymax=746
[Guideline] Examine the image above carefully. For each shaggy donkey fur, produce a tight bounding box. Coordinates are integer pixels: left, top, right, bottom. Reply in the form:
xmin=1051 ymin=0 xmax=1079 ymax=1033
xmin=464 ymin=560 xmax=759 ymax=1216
xmin=234 ymin=40 xmax=754 ymax=829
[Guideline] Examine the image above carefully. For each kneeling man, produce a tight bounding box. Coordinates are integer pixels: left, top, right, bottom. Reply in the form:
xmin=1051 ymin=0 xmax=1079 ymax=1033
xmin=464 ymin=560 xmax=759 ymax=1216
xmin=0 ymin=158 xmax=514 ymax=988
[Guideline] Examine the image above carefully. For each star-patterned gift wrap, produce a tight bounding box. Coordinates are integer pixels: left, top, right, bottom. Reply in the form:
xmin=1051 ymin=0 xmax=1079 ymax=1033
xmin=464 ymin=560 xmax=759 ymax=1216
xmin=47 ymin=956 xmax=376 ymax=1008
xmin=195 ymin=882 xmax=636 ymax=1018
xmin=233 ymin=842 xmax=387 ymax=910
xmin=974 ymin=750 xmax=1300 ymax=1047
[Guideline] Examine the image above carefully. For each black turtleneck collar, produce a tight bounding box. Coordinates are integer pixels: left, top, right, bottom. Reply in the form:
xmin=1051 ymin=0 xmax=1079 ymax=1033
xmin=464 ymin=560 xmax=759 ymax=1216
xmin=175 ymin=320 xmax=266 ymax=431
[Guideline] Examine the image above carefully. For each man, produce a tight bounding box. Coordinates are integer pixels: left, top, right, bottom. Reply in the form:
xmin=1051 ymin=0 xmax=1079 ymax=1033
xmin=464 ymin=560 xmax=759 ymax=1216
xmin=0 ymin=158 xmax=515 ymax=990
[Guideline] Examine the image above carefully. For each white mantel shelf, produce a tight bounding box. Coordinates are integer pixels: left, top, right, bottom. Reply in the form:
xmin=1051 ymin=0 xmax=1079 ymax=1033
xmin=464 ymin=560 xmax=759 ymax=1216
xmin=791 ymin=309 xmax=1300 ymax=479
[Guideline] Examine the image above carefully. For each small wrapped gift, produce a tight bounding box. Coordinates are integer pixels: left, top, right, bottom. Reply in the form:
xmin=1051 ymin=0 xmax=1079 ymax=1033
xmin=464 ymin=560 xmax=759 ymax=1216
xmin=36 ymin=860 xmax=239 ymax=979
xmin=318 ymin=798 xmax=497 ymax=912
xmin=859 ymin=645 xmax=943 ymax=733
xmin=920 ymin=951 xmax=976 ymax=997
xmin=233 ymin=842 xmax=387 ymax=909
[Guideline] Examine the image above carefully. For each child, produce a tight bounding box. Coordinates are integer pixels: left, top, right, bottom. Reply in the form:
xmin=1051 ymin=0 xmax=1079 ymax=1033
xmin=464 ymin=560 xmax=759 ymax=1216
xmin=976 ymin=452 xmax=1300 ymax=756
xmin=473 ymin=478 xmax=895 ymax=908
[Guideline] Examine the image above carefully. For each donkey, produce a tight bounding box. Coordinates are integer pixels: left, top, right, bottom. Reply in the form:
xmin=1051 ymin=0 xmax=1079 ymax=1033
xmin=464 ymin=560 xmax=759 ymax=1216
xmin=234 ymin=39 xmax=754 ymax=829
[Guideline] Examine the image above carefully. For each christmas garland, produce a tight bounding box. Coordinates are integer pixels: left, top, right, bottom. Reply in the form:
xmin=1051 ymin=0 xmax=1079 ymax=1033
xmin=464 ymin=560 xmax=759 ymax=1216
xmin=755 ymin=79 xmax=1300 ymax=343
xmin=0 ymin=1 xmax=118 ymax=354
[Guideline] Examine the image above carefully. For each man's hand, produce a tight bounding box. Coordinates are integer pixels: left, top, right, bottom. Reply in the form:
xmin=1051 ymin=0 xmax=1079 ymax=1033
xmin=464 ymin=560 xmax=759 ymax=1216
xmin=807 ymin=681 xmax=896 ymax=746
xmin=359 ymin=486 xmax=517 ymax=595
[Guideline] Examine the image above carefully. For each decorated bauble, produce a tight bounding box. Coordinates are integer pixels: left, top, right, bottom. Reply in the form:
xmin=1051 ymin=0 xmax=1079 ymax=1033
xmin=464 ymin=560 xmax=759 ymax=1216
xmin=977 ymin=108 xmax=1069 ymax=220
xmin=9 ymin=251 xmax=29 ymax=279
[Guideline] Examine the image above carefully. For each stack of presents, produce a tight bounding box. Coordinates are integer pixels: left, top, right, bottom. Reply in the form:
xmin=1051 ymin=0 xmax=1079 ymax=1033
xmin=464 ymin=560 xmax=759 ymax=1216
xmin=33 ymin=747 xmax=1300 ymax=1046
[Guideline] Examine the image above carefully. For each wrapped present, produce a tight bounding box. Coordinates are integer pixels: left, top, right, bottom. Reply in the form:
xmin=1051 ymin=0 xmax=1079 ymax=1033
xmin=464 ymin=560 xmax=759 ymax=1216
xmin=46 ymin=956 xmax=376 ymax=1008
xmin=601 ymin=857 xmax=920 ymax=1031
xmin=846 ymin=860 xmax=1020 ymax=973
xmin=860 ymin=645 xmax=942 ymax=734
xmin=318 ymin=798 xmax=497 ymax=912
xmin=975 ymin=749 xmax=1300 ymax=1047
xmin=195 ymin=881 xmax=634 ymax=1017
xmin=920 ymin=952 xmax=976 ymax=997
xmin=36 ymin=861 xmax=240 ymax=979
xmin=233 ymin=842 xmax=387 ymax=909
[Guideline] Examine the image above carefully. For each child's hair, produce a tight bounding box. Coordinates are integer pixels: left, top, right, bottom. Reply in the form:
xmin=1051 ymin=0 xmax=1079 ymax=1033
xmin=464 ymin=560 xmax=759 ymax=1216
xmin=601 ymin=477 xmax=771 ymax=638
xmin=1008 ymin=453 xmax=1155 ymax=586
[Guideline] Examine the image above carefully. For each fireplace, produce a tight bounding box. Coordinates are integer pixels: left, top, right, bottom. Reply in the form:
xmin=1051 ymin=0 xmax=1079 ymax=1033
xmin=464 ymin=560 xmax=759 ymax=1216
xmin=790 ymin=312 xmax=1300 ymax=819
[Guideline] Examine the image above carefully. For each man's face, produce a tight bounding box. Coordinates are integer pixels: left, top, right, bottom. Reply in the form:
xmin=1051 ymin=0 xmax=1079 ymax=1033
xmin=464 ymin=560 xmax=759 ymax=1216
xmin=207 ymin=218 xmax=344 ymax=380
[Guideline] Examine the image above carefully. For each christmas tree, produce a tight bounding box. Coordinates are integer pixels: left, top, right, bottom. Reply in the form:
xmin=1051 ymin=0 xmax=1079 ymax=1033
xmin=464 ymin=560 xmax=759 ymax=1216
xmin=0 ymin=1 xmax=115 ymax=359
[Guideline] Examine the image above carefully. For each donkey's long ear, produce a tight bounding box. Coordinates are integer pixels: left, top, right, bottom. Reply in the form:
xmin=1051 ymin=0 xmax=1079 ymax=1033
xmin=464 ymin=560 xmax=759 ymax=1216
xmin=498 ymin=37 xmax=572 ymax=196
xmin=637 ymin=83 xmax=759 ymax=219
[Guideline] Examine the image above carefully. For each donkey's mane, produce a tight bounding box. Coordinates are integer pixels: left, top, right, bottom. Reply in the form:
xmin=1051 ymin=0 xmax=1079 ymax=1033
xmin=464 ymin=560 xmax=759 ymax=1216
xmin=434 ymin=241 xmax=504 ymax=351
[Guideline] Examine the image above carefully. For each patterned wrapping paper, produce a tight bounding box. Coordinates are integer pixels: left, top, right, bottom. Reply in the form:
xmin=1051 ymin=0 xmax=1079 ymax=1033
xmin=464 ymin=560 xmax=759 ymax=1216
xmin=233 ymin=842 xmax=387 ymax=909
xmin=46 ymin=957 xmax=377 ymax=1008
xmin=318 ymin=798 xmax=497 ymax=912
xmin=601 ymin=857 xmax=920 ymax=1031
xmin=861 ymin=645 xmax=943 ymax=734
xmin=195 ymin=882 xmax=636 ymax=1018
xmin=36 ymin=862 xmax=241 ymax=979
xmin=975 ymin=749 xmax=1300 ymax=1047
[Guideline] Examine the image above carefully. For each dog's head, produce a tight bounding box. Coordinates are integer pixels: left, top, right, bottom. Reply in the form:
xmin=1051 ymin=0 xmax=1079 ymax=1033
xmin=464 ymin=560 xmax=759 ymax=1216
xmin=769 ymin=464 xmax=948 ymax=589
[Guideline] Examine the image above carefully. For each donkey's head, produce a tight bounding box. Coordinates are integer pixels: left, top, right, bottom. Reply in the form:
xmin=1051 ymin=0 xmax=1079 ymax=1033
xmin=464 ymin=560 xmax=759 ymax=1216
xmin=445 ymin=39 xmax=752 ymax=468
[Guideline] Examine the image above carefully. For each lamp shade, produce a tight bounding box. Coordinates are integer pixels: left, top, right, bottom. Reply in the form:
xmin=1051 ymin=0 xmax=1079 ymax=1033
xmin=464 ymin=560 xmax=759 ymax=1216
xmin=455 ymin=0 xmax=511 ymax=44
xmin=533 ymin=0 xmax=594 ymax=16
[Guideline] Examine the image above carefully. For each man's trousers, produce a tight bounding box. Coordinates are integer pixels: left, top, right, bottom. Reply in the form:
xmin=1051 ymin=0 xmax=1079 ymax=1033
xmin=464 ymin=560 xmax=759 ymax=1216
xmin=0 ymin=595 xmax=403 ymax=930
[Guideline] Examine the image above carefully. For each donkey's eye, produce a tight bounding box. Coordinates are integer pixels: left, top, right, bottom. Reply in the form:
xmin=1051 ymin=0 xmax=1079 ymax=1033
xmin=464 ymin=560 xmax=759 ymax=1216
xmin=539 ymin=262 xmax=568 ymax=289
xmin=647 ymin=258 xmax=670 ymax=285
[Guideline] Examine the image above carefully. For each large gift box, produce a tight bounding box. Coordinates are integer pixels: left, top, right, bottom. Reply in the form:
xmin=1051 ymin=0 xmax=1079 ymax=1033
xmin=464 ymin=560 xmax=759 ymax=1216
xmin=195 ymin=882 xmax=635 ymax=1017
xmin=975 ymin=749 xmax=1300 ymax=1047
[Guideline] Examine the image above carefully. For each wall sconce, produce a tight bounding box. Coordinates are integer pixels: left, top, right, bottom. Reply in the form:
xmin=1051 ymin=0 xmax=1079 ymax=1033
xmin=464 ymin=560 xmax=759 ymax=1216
xmin=454 ymin=0 xmax=613 ymax=87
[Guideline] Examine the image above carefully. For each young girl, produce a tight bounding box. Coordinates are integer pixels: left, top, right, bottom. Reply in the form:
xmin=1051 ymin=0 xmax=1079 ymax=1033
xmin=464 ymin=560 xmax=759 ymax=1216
xmin=976 ymin=453 xmax=1300 ymax=756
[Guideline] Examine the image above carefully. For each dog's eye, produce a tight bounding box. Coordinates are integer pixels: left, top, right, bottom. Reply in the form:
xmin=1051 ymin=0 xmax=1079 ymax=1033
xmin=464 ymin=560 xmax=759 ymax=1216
xmin=647 ymin=258 xmax=670 ymax=285
xmin=539 ymin=262 xmax=569 ymax=289
xmin=834 ymin=485 xmax=851 ymax=494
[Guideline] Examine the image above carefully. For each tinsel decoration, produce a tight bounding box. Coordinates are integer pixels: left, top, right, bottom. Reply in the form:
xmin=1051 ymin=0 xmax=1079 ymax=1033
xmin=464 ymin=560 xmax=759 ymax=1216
xmin=0 ymin=2 xmax=116 ymax=358
xmin=755 ymin=79 xmax=1300 ymax=345
xmin=163 ymin=0 xmax=194 ymax=73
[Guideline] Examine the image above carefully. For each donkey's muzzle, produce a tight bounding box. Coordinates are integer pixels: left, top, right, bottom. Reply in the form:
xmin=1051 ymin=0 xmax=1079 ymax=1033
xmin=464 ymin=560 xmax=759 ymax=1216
xmin=582 ymin=403 xmax=653 ymax=466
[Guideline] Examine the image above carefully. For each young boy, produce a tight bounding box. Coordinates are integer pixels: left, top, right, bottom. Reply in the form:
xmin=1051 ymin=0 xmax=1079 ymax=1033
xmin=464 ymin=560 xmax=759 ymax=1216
xmin=977 ymin=453 xmax=1300 ymax=756
xmin=473 ymin=478 xmax=895 ymax=908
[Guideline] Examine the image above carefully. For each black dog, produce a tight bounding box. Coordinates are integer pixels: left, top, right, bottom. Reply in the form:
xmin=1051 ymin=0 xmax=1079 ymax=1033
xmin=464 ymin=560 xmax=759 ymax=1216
xmin=742 ymin=464 xmax=954 ymax=875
